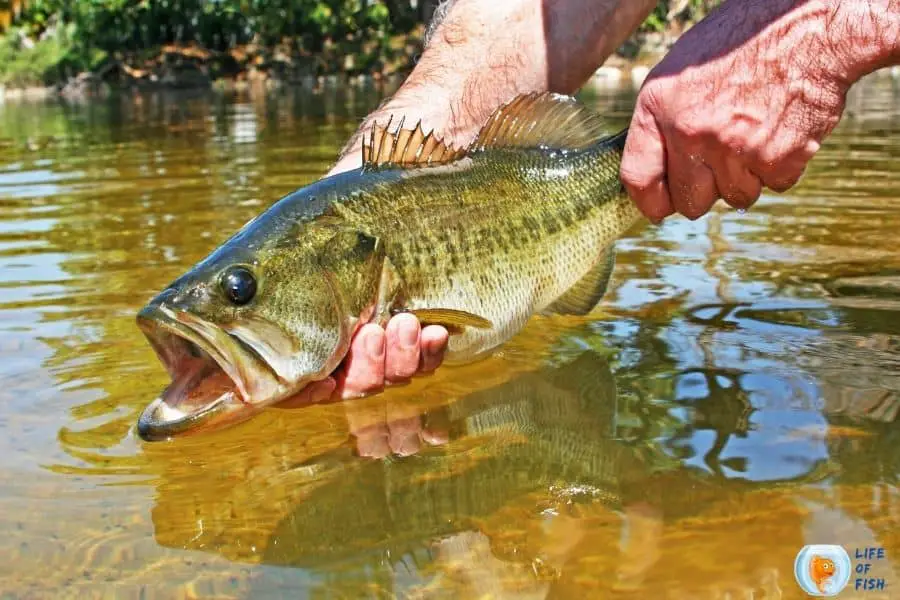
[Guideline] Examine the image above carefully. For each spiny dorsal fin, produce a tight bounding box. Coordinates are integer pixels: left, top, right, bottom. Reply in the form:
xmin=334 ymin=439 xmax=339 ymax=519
xmin=470 ymin=92 xmax=612 ymax=152
xmin=544 ymin=247 xmax=616 ymax=316
xmin=361 ymin=116 xmax=467 ymax=170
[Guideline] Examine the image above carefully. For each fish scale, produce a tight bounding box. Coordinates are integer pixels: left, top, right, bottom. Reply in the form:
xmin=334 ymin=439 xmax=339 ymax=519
xmin=136 ymin=91 xmax=646 ymax=439
xmin=337 ymin=144 xmax=641 ymax=360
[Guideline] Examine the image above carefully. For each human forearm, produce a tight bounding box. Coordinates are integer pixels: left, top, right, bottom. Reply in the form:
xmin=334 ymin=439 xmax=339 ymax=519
xmin=414 ymin=0 xmax=657 ymax=127
xmin=329 ymin=0 xmax=655 ymax=174
xmin=828 ymin=0 xmax=900 ymax=83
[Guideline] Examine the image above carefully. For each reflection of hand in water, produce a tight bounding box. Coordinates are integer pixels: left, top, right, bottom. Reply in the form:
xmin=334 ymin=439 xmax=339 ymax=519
xmin=613 ymin=502 xmax=664 ymax=592
xmin=343 ymin=394 xmax=451 ymax=459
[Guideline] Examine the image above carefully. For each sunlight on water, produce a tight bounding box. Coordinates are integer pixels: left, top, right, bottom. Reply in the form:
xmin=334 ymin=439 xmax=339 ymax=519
xmin=0 ymin=72 xmax=898 ymax=598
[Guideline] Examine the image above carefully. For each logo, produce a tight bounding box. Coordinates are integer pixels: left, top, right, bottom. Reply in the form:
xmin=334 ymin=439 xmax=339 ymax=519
xmin=795 ymin=545 xmax=852 ymax=597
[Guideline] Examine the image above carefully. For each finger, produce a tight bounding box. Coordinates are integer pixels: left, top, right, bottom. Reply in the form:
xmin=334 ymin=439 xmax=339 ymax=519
xmin=353 ymin=425 xmax=391 ymax=459
xmin=384 ymin=313 xmax=421 ymax=383
xmin=753 ymin=138 xmax=820 ymax=193
xmin=422 ymin=427 xmax=449 ymax=446
xmin=422 ymin=409 xmax=450 ymax=446
xmin=418 ymin=325 xmax=449 ymax=373
xmin=704 ymin=150 xmax=763 ymax=210
xmin=275 ymin=378 xmax=336 ymax=409
xmin=666 ymin=151 xmax=720 ymax=220
xmin=344 ymin=398 xmax=390 ymax=458
xmin=387 ymin=416 xmax=423 ymax=457
xmin=621 ymin=101 xmax=675 ymax=223
xmin=335 ymin=323 xmax=386 ymax=399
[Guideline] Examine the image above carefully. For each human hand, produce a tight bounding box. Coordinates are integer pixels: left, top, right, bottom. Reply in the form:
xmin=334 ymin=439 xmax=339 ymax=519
xmin=277 ymin=313 xmax=449 ymax=407
xmin=620 ymin=0 xmax=854 ymax=222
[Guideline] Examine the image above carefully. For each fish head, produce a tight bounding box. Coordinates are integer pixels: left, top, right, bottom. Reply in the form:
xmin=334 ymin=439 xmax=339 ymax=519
xmin=810 ymin=555 xmax=836 ymax=579
xmin=136 ymin=232 xmax=357 ymax=441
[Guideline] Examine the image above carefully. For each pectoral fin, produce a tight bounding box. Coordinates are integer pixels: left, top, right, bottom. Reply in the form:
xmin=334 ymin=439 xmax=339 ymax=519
xmin=397 ymin=308 xmax=493 ymax=334
xmin=319 ymin=227 xmax=387 ymax=321
xmin=544 ymin=248 xmax=616 ymax=316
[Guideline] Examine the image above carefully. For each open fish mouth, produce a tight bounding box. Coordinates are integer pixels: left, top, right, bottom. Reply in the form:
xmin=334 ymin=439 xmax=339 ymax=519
xmin=135 ymin=300 xmax=278 ymax=441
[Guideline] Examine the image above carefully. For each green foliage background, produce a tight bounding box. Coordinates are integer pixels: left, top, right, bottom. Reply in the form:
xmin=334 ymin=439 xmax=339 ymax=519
xmin=0 ymin=0 xmax=720 ymax=86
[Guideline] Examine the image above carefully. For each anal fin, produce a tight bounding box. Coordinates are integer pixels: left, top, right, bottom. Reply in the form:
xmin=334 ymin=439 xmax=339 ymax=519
xmin=545 ymin=248 xmax=616 ymax=316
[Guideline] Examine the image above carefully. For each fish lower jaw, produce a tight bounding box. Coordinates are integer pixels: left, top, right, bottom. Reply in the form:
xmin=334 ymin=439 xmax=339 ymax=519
xmin=137 ymin=329 xmax=273 ymax=440
xmin=136 ymin=388 xmax=279 ymax=441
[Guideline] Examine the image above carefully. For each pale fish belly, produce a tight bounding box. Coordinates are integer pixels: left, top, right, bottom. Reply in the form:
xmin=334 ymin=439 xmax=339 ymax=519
xmin=403 ymin=260 xmax=537 ymax=365
xmin=411 ymin=193 xmax=640 ymax=364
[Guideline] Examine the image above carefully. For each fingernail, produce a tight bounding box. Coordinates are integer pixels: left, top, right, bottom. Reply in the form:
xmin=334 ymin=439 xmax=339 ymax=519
xmin=398 ymin=319 xmax=418 ymax=349
xmin=365 ymin=330 xmax=385 ymax=356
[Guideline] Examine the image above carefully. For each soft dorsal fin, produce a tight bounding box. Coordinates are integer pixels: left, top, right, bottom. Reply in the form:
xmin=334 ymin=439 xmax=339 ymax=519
xmin=543 ymin=247 xmax=616 ymax=316
xmin=361 ymin=117 xmax=467 ymax=169
xmin=470 ymin=92 xmax=612 ymax=152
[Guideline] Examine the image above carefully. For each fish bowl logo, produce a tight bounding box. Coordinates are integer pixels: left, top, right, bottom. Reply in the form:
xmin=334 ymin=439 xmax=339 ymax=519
xmin=795 ymin=545 xmax=852 ymax=597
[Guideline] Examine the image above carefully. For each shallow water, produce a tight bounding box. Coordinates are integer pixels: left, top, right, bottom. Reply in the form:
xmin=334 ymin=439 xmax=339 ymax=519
xmin=0 ymin=73 xmax=899 ymax=599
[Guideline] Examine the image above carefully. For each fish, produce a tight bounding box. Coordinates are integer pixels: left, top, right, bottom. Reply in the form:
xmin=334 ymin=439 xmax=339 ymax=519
xmin=254 ymin=349 xmax=632 ymax=568
xmin=810 ymin=555 xmax=836 ymax=594
xmin=135 ymin=91 xmax=644 ymax=441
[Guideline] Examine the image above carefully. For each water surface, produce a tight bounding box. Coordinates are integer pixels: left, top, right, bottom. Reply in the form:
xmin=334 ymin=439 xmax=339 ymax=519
xmin=1 ymin=74 xmax=899 ymax=598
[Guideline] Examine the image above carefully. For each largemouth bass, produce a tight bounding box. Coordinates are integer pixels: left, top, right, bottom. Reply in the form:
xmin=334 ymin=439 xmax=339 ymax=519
xmin=136 ymin=92 xmax=644 ymax=441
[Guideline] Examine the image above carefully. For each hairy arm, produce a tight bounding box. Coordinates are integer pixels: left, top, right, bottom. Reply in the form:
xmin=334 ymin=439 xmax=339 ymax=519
xmin=832 ymin=0 xmax=900 ymax=79
xmin=328 ymin=0 xmax=657 ymax=175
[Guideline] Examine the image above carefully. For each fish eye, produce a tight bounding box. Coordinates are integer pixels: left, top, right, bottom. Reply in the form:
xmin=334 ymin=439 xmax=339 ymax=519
xmin=220 ymin=266 xmax=257 ymax=306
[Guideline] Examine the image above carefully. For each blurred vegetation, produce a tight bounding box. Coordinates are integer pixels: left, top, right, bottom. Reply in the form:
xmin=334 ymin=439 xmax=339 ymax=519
xmin=0 ymin=0 xmax=721 ymax=87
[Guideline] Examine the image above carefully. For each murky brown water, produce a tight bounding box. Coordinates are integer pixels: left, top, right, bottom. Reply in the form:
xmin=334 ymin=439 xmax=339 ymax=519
xmin=1 ymin=72 xmax=899 ymax=599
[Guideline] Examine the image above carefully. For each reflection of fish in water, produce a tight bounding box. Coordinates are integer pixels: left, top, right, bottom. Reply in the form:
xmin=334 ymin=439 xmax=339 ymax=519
xmin=259 ymin=350 xmax=638 ymax=568
xmin=145 ymin=348 xmax=632 ymax=567
xmin=142 ymin=343 xmax=843 ymax=600
xmin=810 ymin=555 xmax=836 ymax=593
xmin=255 ymin=350 xmax=835 ymax=572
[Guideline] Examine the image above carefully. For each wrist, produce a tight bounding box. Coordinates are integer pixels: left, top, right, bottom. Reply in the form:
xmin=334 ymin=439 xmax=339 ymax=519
xmin=400 ymin=1 xmax=550 ymax=143
xmin=825 ymin=0 xmax=900 ymax=84
xmin=332 ymin=1 xmax=547 ymax=172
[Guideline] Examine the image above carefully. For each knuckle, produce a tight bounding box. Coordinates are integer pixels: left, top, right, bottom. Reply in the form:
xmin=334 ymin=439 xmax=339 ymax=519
xmin=722 ymin=190 xmax=747 ymax=208
xmin=764 ymin=170 xmax=803 ymax=193
xmin=672 ymin=118 xmax=701 ymax=141
xmin=675 ymin=190 xmax=715 ymax=221
xmin=767 ymin=180 xmax=794 ymax=194
xmin=724 ymin=192 xmax=757 ymax=209
xmin=642 ymin=202 xmax=674 ymax=223
xmin=637 ymin=82 xmax=663 ymax=111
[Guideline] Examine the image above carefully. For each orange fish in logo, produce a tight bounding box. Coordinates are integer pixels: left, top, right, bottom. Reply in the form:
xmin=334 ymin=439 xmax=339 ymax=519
xmin=809 ymin=555 xmax=836 ymax=593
